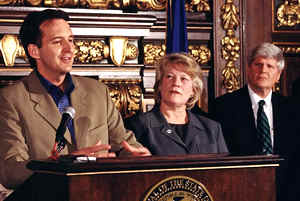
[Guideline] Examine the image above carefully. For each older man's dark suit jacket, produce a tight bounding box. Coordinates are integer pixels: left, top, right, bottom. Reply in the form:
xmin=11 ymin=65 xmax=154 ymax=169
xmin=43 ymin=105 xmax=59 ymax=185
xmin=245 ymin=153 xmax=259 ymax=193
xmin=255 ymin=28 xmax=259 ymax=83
xmin=209 ymin=85 xmax=289 ymax=201
xmin=209 ymin=85 xmax=286 ymax=156
xmin=124 ymin=106 xmax=228 ymax=156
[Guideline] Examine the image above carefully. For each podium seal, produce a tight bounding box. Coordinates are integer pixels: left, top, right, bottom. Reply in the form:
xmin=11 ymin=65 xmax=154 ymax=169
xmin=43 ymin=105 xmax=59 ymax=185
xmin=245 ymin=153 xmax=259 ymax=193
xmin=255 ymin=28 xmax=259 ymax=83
xmin=143 ymin=176 xmax=213 ymax=201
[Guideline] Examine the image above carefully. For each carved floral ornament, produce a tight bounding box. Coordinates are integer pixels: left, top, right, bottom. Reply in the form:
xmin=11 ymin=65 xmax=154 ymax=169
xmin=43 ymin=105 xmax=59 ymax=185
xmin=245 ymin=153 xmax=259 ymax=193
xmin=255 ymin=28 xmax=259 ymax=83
xmin=0 ymin=35 xmax=137 ymax=67
xmin=220 ymin=0 xmax=241 ymax=93
xmin=0 ymin=34 xmax=210 ymax=67
xmin=143 ymin=43 xmax=211 ymax=66
xmin=102 ymin=80 xmax=142 ymax=118
xmin=0 ymin=0 xmax=210 ymax=11
xmin=0 ymin=35 xmax=26 ymax=66
xmin=276 ymin=0 xmax=300 ymax=27
xmin=280 ymin=44 xmax=300 ymax=54
xmin=271 ymin=43 xmax=300 ymax=57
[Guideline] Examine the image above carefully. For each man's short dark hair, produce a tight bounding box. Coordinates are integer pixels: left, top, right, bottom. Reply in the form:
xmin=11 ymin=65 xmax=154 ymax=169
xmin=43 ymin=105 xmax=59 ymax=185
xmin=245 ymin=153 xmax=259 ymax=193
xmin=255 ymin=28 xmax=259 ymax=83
xmin=19 ymin=9 xmax=70 ymax=68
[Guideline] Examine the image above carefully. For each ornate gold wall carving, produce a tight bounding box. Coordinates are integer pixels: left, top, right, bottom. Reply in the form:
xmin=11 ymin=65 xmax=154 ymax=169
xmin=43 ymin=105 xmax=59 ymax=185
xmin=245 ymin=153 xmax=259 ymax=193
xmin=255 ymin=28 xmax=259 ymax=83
xmin=110 ymin=37 xmax=132 ymax=66
xmin=0 ymin=35 xmax=137 ymax=67
xmin=74 ymin=40 xmax=109 ymax=64
xmin=136 ymin=0 xmax=166 ymax=10
xmin=0 ymin=0 xmax=19 ymax=5
xmin=273 ymin=42 xmax=300 ymax=55
xmin=188 ymin=44 xmax=211 ymax=65
xmin=0 ymin=0 xmax=211 ymax=12
xmin=144 ymin=44 xmax=166 ymax=65
xmin=79 ymin=0 xmax=120 ymax=8
xmin=280 ymin=45 xmax=300 ymax=54
xmin=276 ymin=0 xmax=300 ymax=27
xmin=186 ymin=0 xmax=210 ymax=12
xmin=220 ymin=0 xmax=240 ymax=93
xmin=0 ymin=35 xmax=210 ymax=70
xmin=144 ymin=43 xmax=211 ymax=66
xmin=102 ymin=80 xmax=142 ymax=118
xmin=44 ymin=0 xmax=79 ymax=7
xmin=0 ymin=35 xmax=26 ymax=67
xmin=74 ymin=37 xmax=138 ymax=66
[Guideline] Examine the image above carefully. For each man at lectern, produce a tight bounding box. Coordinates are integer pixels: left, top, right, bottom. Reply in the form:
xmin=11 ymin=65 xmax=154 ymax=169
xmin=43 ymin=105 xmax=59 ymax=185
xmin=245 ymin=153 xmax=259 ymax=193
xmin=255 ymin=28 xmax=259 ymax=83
xmin=0 ymin=9 xmax=150 ymax=190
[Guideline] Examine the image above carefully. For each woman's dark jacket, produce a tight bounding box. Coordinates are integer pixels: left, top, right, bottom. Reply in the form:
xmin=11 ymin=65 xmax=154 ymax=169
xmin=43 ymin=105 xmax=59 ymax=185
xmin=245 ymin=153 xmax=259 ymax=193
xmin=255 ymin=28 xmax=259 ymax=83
xmin=124 ymin=106 xmax=228 ymax=156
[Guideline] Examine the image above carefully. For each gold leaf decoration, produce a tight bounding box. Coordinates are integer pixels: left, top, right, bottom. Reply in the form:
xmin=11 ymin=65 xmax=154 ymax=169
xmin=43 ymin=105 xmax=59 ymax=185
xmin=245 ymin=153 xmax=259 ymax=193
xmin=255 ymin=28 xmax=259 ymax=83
xmin=276 ymin=0 xmax=300 ymax=27
xmin=188 ymin=45 xmax=211 ymax=65
xmin=74 ymin=40 xmax=109 ymax=64
xmin=103 ymin=80 xmax=142 ymax=118
xmin=220 ymin=0 xmax=240 ymax=92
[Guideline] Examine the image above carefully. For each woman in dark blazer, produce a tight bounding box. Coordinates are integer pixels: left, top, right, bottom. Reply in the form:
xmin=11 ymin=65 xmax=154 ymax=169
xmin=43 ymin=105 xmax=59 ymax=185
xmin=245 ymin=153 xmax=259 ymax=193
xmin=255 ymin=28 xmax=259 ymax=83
xmin=125 ymin=53 xmax=228 ymax=155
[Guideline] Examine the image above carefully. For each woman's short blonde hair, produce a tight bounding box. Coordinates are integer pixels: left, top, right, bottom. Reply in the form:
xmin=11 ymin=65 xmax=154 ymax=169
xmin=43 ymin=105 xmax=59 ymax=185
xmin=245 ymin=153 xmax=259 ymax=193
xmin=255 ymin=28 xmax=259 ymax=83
xmin=154 ymin=53 xmax=203 ymax=110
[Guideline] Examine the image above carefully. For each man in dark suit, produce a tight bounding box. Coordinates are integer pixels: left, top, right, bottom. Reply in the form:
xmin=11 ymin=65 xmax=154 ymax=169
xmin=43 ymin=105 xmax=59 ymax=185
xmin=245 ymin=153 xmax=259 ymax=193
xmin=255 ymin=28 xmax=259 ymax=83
xmin=209 ymin=42 xmax=286 ymax=156
xmin=209 ymin=42 xmax=290 ymax=201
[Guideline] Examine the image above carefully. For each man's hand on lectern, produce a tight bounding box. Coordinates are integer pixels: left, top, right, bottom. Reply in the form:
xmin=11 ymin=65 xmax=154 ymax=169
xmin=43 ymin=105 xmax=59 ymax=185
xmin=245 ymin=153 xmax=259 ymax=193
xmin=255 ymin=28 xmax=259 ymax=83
xmin=121 ymin=141 xmax=152 ymax=156
xmin=71 ymin=140 xmax=116 ymax=158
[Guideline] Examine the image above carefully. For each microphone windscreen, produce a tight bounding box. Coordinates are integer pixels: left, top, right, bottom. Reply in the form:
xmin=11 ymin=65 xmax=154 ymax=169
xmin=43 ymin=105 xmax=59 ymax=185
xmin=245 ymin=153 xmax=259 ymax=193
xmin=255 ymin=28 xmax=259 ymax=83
xmin=63 ymin=106 xmax=75 ymax=119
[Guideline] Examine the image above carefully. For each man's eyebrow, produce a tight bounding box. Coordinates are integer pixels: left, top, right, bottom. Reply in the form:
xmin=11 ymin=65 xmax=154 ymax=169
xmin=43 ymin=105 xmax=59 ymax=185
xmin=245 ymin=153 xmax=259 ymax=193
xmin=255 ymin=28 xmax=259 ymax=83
xmin=49 ymin=35 xmax=74 ymax=41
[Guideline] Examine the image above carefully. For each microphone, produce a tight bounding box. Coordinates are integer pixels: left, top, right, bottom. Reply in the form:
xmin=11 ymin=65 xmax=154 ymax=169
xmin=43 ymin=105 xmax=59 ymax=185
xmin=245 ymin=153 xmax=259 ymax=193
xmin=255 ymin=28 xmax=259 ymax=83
xmin=55 ymin=106 xmax=76 ymax=152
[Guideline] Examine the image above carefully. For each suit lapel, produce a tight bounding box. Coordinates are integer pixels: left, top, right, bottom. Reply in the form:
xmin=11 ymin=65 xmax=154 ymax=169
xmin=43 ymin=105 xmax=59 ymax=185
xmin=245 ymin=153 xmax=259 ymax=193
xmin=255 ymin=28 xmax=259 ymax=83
xmin=271 ymin=93 xmax=282 ymax=153
xmin=235 ymin=86 xmax=256 ymax=131
xmin=70 ymin=76 xmax=89 ymax=148
xmin=184 ymin=112 xmax=202 ymax=147
xmin=236 ymin=86 xmax=260 ymax=152
xmin=26 ymin=72 xmax=72 ymax=144
xmin=151 ymin=107 xmax=186 ymax=147
xmin=272 ymin=93 xmax=280 ymax=133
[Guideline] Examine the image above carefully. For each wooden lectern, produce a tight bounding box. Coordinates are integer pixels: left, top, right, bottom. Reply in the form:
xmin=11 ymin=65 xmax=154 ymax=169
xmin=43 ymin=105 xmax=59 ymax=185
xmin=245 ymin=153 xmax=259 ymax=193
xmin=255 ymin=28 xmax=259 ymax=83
xmin=8 ymin=154 xmax=282 ymax=201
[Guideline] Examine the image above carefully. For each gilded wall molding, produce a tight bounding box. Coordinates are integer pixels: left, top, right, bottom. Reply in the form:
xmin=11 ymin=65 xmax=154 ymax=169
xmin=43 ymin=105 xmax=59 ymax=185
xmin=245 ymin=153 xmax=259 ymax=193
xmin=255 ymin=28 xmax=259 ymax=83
xmin=0 ymin=0 xmax=211 ymax=12
xmin=144 ymin=43 xmax=211 ymax=66
xmin=0 ymin=0 xmax=19 ymax=5
xmin=0 ymin=35 xmax=211 ymax=68
xmin=220 ymin=0 xmax=240 ymax=93
xmin=274 ymin=42 xmax=300 ymax=54
xmin=276 ymin=0 xmax=300 ymax=27
xmin=280 ymin=45 xmax=300 ymax=54
xmin=188 ymin=44 xmax=211 ymax=65
xmin=136 ymin=0 xmax=166 ymax=10
xmin=0 ymin=34 xmax=26 ymax=66
xmin=144 ymin=44 xmax=166 ymax=65
xmin=74 ymin=40 xmax=109 ymax=64
xmin=102 ymin=80 xmax=142 ymax=118
xmin=0 ymin=35 xmax=137 ymax=67
xmin=75 ymin=37 xmax=138 ymax=66
xmin=185 ymin=0 xmax=210 ymax=13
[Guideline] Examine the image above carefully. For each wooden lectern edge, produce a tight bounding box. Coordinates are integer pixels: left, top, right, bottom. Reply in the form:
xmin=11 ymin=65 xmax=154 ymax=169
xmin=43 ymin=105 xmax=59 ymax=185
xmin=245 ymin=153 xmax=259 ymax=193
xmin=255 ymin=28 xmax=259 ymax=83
xmin=27 ymin=154 xmax=283 ymax=175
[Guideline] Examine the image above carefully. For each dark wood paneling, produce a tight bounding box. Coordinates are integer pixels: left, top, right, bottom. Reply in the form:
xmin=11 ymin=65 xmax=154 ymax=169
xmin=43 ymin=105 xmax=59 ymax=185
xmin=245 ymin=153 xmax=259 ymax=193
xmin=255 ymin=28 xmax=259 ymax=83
xmin=243 ymin=0 xmax=273 ymax=85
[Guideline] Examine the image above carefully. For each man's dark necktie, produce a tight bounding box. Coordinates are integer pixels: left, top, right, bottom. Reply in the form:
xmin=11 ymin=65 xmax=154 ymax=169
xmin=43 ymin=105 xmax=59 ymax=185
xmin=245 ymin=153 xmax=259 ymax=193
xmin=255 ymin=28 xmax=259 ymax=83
xmin=257 ymin=100 xmax=273 ymax=154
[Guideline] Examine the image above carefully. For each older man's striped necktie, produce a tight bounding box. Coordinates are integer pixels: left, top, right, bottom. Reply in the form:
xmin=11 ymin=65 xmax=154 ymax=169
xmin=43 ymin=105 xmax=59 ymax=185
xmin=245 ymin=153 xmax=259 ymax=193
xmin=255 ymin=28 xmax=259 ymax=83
xmin=257 ymin=100 xmax=273 ymax=155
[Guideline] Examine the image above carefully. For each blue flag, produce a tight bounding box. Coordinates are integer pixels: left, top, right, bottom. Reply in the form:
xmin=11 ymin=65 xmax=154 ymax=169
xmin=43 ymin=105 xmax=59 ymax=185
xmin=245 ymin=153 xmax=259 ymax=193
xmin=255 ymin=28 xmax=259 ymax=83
xmin=166 ymin=0 xmax=188 ymax=54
